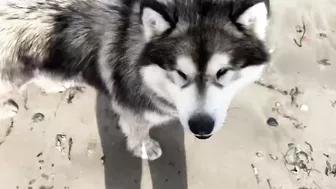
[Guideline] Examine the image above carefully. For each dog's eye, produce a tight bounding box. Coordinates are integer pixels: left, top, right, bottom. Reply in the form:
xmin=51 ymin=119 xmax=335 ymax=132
xmin=216 ymin=68 xmax=228 ymax=79
xmin=176 ymin=70 xmax=188 ymax=80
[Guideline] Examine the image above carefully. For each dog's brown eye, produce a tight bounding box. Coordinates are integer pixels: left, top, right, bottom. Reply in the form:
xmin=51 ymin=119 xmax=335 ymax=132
xmin=176 ymin=70 xmax=188 ymax=80
xmin=216 ymin=68 xmax=228 ymax=79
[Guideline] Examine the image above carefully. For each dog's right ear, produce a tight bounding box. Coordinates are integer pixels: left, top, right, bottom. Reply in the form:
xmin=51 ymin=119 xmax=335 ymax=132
xmin=231 ymin=1 xmax=270 ymax=40
xmin=140 ymin=1 xmax=176 ymax=41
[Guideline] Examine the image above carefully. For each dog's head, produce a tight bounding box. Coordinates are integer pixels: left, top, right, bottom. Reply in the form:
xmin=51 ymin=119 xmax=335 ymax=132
xmin=139 ymin=0 xmax=270 ymax=139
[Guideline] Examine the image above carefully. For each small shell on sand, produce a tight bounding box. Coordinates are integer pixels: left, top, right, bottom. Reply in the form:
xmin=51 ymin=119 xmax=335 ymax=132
xmin=300 ymin=104 xmax=309 ymax=111
xmin=32 ymin=113 xmax=45 ymax=122
xmin=267 ymin=117 xmax=279 ymax=127
xmin=256 ymin=152 xmax=263 ymax=157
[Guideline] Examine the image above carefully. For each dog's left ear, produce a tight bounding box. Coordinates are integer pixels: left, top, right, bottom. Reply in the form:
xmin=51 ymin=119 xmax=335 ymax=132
xmin=233 ymin=1 xmax=270 ymax=40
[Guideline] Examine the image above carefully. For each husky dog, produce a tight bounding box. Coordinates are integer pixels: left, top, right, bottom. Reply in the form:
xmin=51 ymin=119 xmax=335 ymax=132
xmin=0 ymin=0 xmax=270 ymax=160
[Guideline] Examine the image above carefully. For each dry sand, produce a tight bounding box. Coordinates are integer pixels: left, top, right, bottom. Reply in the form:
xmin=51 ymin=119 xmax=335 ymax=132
xmin=1 ymin=0 xmax=336 ymax=188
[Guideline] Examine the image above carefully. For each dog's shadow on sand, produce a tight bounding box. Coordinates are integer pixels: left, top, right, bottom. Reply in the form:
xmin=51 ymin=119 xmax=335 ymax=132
xmin=96 ymin=93 xmax=188 ymax=189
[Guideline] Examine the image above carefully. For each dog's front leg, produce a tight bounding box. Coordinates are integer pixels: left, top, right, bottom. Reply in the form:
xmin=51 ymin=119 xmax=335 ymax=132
xmin=118 ymin=116 xmax=162 ymax=160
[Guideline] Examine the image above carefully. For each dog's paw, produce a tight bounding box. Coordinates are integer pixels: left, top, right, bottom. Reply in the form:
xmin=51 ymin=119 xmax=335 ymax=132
xmin=128 ymin=138 xmax=162 ymax=161
xmin=0 ymin=100 xmax=19 ymax=120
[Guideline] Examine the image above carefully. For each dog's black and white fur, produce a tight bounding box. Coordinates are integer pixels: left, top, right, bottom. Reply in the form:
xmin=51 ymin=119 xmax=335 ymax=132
xmin=0 ymin=0 xmax=270 ymax=160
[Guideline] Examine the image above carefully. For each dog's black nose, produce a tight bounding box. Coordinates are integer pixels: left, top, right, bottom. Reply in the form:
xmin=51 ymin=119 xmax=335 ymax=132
xmin=188 ymin=114 xmax=214 ymax=138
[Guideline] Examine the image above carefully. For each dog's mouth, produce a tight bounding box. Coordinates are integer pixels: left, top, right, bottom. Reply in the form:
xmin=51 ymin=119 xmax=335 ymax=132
xmin=195 ymin=135 xmax=212 ymax=140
